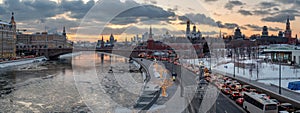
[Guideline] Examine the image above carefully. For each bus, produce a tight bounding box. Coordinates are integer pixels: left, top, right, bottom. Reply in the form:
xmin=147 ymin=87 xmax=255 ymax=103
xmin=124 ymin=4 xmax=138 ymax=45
xmin=243 ymin=92 xmax=278 ymax=113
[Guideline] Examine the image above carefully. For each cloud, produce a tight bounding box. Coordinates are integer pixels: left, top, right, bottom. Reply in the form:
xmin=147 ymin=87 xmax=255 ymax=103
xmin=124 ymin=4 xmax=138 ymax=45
xmin=261 ymin=13 xmax=296 ymax=23
xmin=259 ymin=2 xmax=279 ymax=8
xmin=269 ymin=27 xmax=283 ymax=31
xmin=217 ymin=21 xmax=239 ymax=29
xmin=109 ymin=5 xmax=175 ymax=25
xmin=245 ymin=24 xmax=261 ymax=31
xmin=244 ymin=24 xmax=283 ymax=32
xmin=202 ymin=31 xmax=218 ymax=35
xmin=238 ymin=9 xmax=253 ymax=16
xmin=275 ymin=0 xmax=300 ymax=5
xmin=224 ymin=1 xmax=244 ymax=10
xmin=2 ymin=0 xmax=62 ymax=21
xmin=61 ymin=0 xmax=95 ymax=19
xmin=204 ymin=0 xmax=218 ymax=2
xmin=179 ymin=13 xmax=218 ymax=27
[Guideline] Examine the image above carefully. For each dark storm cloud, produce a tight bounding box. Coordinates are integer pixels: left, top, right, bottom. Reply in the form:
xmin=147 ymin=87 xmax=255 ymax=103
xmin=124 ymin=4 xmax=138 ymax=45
xmin=245 ymin=24 xmax=261 ymax=31
xmin=179 ymin=13 xmax=218 ymax=27
xmin=261 ymin=13 xmax=296 ymax=23
xmin=224 ymin=1 xmax=244 ymax=10
xmin=238 ymin=10 xmax=253 ymax=16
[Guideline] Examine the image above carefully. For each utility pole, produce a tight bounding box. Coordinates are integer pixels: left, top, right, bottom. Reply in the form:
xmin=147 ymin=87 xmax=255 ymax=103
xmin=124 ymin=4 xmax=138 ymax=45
xmin=233 ymin=48 xmax=236 ymax=78
xmin=279 ymin=57 xmax=282 ymax=94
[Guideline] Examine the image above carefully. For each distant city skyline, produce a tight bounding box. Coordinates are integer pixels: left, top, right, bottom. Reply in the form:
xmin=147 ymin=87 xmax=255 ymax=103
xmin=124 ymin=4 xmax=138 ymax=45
xmin=0 ymin=0 xmax=299 ymax=42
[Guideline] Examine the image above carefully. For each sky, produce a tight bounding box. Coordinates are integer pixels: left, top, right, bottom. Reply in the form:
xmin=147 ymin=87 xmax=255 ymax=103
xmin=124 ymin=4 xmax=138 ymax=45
xmin=0 ymin=0 xmax=299 ymax=42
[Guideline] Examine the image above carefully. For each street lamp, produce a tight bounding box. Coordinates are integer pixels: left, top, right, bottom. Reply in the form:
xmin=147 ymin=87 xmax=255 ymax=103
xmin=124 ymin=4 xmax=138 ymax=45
xmin=279 ymin=56 xmax=282 ymax=94
xmin=169 ymin=52 xmax=177 ymax=80
xmin=233 ymin=48 xmax=236 ymax=78
xmin=198 ymin=60 xmax=208 ymax=86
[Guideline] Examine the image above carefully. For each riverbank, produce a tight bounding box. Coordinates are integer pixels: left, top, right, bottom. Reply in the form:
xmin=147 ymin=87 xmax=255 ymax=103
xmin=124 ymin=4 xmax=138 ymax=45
xmin=0 ymin=56 xmax=47 ymax=68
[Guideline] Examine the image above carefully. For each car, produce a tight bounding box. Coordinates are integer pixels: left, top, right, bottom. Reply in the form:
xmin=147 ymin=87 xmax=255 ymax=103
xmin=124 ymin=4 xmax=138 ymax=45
xmin=229 ymin=84 xmax=237 ymax=90
xmin=278 ymin=111 xmax=289 ymax=113
xmin=218 ymin=84 xmax=226 ymax=89
xmin=242 ymin=85 xmax=251 ymax=91
xmin=270 ymin=99 xmax=280 ymax=105
xmin=225 ymin=81 xmax=232 ymax=87
xmin=235 ymin=97 xmax=244 ymax=106
xmin=221 ymin=88 xmax=231 ymax=95
xmin=230 ymin=91 xmax=241 ymax=100
xmin=234 ymin=83 xmax=242 ymax=89
xmin=294 ymin=110 xmax=300 ymax=113
xmin=231 ymin=80 xmax=239 ymax=84
xmin=258 ymin=93 xmax=270 ymax=99
xmin=278 ymin=103 xmax=295 ymax=112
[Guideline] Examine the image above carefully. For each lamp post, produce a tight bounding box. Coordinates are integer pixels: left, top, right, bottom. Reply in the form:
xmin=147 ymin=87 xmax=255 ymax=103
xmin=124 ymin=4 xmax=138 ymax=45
xmin=233 ymin=48 xmax=236 ymax=78
xmin=1 ymin=27 xmax=3 ymax=59
xmin=279 ymin=56 xmax=282 ymax=94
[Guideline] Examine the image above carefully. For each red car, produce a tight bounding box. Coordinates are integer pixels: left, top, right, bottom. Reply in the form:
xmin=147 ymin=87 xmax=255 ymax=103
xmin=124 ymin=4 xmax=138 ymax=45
xmin=235 ymin=98 xmax=244 ymax=106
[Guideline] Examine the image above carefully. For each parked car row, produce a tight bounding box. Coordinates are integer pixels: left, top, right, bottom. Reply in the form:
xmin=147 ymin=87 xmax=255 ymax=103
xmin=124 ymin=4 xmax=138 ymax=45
xmin=213 ymin=74 xmax=300 ymax=113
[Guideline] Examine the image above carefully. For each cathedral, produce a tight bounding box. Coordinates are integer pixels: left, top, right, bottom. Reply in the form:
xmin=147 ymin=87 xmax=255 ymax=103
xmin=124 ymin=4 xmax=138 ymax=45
xmin=186 ymin=20 xmax=202 ymax=40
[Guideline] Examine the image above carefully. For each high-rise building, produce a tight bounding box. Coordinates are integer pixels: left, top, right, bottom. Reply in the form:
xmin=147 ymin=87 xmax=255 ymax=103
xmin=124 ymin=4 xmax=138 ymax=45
xmin=0 ymin=12 xmax=17 ymax=59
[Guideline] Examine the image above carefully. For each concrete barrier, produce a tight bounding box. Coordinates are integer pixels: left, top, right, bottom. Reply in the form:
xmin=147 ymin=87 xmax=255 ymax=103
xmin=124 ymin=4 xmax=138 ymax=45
xmin=132 ymin=58 xmax=161 ymax=112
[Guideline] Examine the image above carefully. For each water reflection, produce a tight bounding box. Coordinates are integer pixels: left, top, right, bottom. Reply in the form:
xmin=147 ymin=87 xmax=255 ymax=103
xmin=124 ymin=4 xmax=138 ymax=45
xmin=0 ymin=51 xmax=142 ymax=112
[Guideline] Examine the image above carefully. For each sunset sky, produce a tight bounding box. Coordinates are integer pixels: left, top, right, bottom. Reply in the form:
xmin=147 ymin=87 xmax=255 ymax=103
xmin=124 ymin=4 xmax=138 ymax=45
xmin=0 ymin=0 xmax=299 ymax=42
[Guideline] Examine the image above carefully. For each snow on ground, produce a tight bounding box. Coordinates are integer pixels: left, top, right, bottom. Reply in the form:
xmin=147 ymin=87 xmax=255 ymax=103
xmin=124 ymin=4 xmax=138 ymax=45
xmin=215 ymin=59 xmax=300 ymax=93
xmin=182 ymin=58 xmax=300 ymax=93
xmin=0 ymin=56 xmax=47 ymax=68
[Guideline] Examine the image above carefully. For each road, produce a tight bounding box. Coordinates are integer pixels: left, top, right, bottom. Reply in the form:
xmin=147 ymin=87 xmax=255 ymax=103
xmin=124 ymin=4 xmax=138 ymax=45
xmin=162 ymin=61 xmax=246 ymax=113
xmin=214 ymin=69 xmax=300 ymax=108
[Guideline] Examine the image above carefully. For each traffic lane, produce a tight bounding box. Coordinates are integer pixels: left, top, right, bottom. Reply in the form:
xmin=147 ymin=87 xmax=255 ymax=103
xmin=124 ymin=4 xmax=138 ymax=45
xmin=163 ymin=62 xmax=197 ymax=86
xmin=162 ymin=62 xmax=245 ymax=113
xmin=215 ymin=93 xmax=246 ymax=113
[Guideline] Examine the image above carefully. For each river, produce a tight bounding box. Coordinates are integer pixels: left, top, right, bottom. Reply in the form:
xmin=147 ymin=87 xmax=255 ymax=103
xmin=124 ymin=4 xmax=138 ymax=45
xmin=0 ymin=51 xmax=144 ymax=112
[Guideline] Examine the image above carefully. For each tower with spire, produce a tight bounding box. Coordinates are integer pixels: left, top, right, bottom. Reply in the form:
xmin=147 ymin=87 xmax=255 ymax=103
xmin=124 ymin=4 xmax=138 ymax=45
xmin=285 ymin=16 xmax=292 ymax=38
xmin=9 ymin=12 xmax=16 ymax=33
xmin=186 ymin=20 xmax=191 ymax=38
xmin=185 ymin=21 xmax=202 ymax=40
xmin=101 ymin=36 xmax=104 ymax=48
xmin=147 ymin=26 xmax=154 ymax=50
xmin=285 ymin=16 xmax=294 ymax=44
xmin=62 ymin=26 xmax=66 ymax=37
